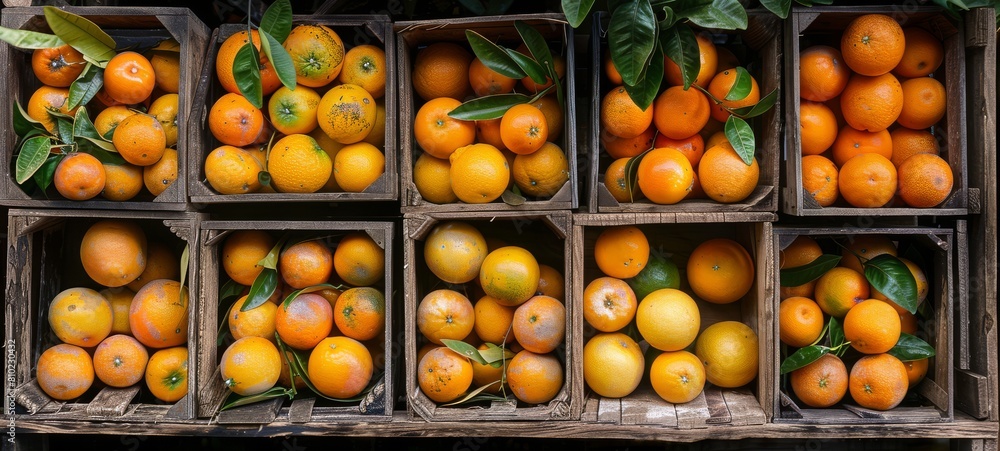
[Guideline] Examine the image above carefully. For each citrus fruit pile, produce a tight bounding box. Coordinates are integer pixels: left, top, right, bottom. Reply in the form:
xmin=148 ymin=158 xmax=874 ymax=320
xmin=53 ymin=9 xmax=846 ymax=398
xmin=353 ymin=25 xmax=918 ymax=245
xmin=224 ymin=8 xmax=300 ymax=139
xmin=217 ymin=230 xmax=385 ymax=399
xmin=582 ymin=225 xmax=759 ymax=403
xmin=37 ymin=219 xmax=188 ymax=404
xmin=599 ymin=36 xmax=762 ymax=205
xmin=409 ymin=40 xmax=570 ymax=204
xmin=779 ymin=235 xmax=933 ymax=410
xmin=415 ymin=221 xmax=566 ymax=405
xmin=205 ymin=25 xmax=387 ymax=195
xmin=798 ymin=14 xmax=954 ymax=208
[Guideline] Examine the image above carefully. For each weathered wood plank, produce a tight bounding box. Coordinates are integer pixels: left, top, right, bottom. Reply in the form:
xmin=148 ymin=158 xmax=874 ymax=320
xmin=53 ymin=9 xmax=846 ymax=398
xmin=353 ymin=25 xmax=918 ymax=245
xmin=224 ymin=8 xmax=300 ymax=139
xmin=674 ymin=390 xmax=711 ymax=429
xmin=619 ymin=386 xmax=678 ymax=427
xmin=956 ymin=368 xmax=991 ymax=420
xmin=86 ymin=387 xmax=140 ymax=417
xmin=597 ymin=397 xmax=621 ymax=424
xmin=722 ymin=388 xmax=767 ymax=426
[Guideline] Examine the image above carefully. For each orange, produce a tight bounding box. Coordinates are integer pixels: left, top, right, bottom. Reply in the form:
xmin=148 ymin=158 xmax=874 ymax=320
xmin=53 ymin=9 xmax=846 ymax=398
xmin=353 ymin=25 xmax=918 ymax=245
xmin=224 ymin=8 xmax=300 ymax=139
xmin=127 ymin=241 xmax=179 ymax=292
xmin=93 ymin=334 xmax=148 ymax=388
xmin=362 ymin=99 xmax=387 ymax=147
xmin=790 ymin=353 xmax=849 ymax=408
xmin=222 ymin=230 xmax=275 ymax=286
xmin=317 ymin=83 xmax=377 ymax=144
xmin=603 ymin=157 xmax=637 ymax=203
xmin=519 ymin=53 xmax=565 ymax=93
xmin=652 ymin=86 xmax=711 ymax=140
xmin=601 ymin=126 xmax=656 ymax=159
xmin=308 ymin=336 xmax=373 ymax=398
xmin=48 ymin=287 xmax=113 ymax=347
xmin=101 ymin=287 xmax=135 ymax=335
xmin=476 ymin=117 xmax=507 ymax=152
xmin=148 ymin=93 xmax=179 ymax=147
xmin=143 ymin=147 xmax=178 ymax=196
xmin=53 ymin=152 xmax=106 ymax=201
xmin=601 ymin=85 xmax=654 ymax=139
xmin=423 ymin=221 xmax=487 ymax=284
xmin=144 ymin=346 xmax=188 ymax=402
xmin=506 ymin=350 xmax=564 ymax=404
xmin=94 ymin=105 xmax=136 ymax=138
xmin=112 ymin=113 xmax=167 ymax=167
xmin=417 ymin=289 xmax=475 ymax=345
xmin=468 ymin=56 xmax=516 ymax=96
xmin=530 ymin=95 xmax=564 ymax=140
xmin=268 ymin=85 xmax=320 ymax=135
xmin=637 ymin=288 xmax=700 ymax=351
xmin=80 ymin=220 xmax=147 ymax=288
xmin=890 ymin=128 xmax=940 ymax=168
xmin=780 ymin=235 xmax=823 ymax=269
xmin=698 ymin=145 xmax=760 ymax=204
xmin=411 ymin=42 xmax=473 ymax=102
xmin=333 ymin=142 xmax=384 ymax=193
xmin=687 ymin=238 xmax=755 ymax=304
xmin=149 ymin=50 xmax=180 ymax=94
xmin=413 ymin=152 xmax=457 ymax=204
xmin=654 ymin=133 xmax=705 ymax=168
xmin=664 ymin=33 xmax=717 ymax=87
xmin=707 ymin=69 xmax=760 ymax=123
xmin=414 ymin=97 xmax=476 ymax=159
xmin=694 ymin=321 xmax=758 ymax=388
xmin=512 ymin=141 xmax=569 ymax=197
xmin=840 ymin=73 xmax=903 ymax=132
xmin=208 ymin=93 xmax=265 ymax=147
xmin=220 ymin=336 xmax=281 ymax=396
xmin=799 ymin=45 xmax=850 ymax=102
xmin=636 ymin=147 xmax=695 ymax=205
xmin=512 ymin=295 xmax=565 ymax=354
xmin=831 ymin=126 xmax=893 ymax=167
xmin=283 ymin=24 xmax=345 ymax=88
xmin=849 ymin=353 xmax=909 ymax=410
xmin=779 ymin=296 xmax=825 ymax=347
xmin=897 ymin=77 xmax=947 ymax=130
xmin=36 ymin=344 xmax=94 ymax=400
xmin=279 ymin=239 xmax=333 ymax=289
xmin=500 ymin=103 xmax=548 ymax=155
xmin=474 ymin=295 xmax=515 ymax=345
xmin=894 ymin=28 xmax=944 ymax=78
xmin=583 ymin=332 xmax=644 ymax=398
xmin=899 ymin=310 xmax=918 ymax=335
xmin=536 ymin=264 xmax=565 ymax=301
xmin=32 ymin=45 xmax=86 ymax=87
xmin=228 ymin=294 xmax=277 ymax=341
xmin=594 ymin=226 xmax=649 ymax=279
xmin=801 ymin=154 xmax=839 ymax=207
xmin=813 ymin=267 xmax=870 ymax=317
xmin=204 ymin=145 xmax=262 ymax=195
xmin=604 ymin=49 xmax=623 ymax=85
xmin=103 ymin=51 xmax=155 ymax=105
xmin=268 ymin=134 xmax=333 ymax=193
xmin=800 ymin=101 xmax=839 ymax=155
xmin=417 ymin=346 xmax=473 ymax=403
xmin=897 ymin=153 xmax=953 ymax=208
xmin=338 ymin=44 xmax=386 ymax=98
xmin=449 ymin=143 xmax=510 ymax=204
xmin=905 ymin=358 xmax=929 ymax=386
xmin=582 ymin=277 xmax=638 ymax=333
xmin=26 ymin=85 xmax=77 ymax=133
xmin=838 ymin=153 xmax=897 ymax=208
xmin=471 ymin=343 xmax=506 ymax=395
xmin=649 ymin=350 xmax=706 ymax=404
xmin=479 ymin=246 xmax=540 ymax=307
xmin=216 ymin=30 xmax=281 ymax=95
xmin=841 ymin=14 xmax=905 ymax=76
xmin=130 ymin=279 xmax=188 ymax=349
xmin=334 ymin=287 xmax=385 ymax=341
xmin=275 ymin=293 xmax=334 ymax=350
xmin=277 ymin=349 xmax=307 ymax=390
xmin=333 ymin=232 xmax=385 ymax=287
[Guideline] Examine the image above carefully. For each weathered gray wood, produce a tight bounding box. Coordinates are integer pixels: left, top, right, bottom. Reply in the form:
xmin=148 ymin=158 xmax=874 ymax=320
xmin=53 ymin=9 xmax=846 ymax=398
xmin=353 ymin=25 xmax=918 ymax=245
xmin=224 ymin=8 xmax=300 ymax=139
xmin=619 ymin=386 xmax=678 ymax=427
xmin=216 ymin=397 xmax=283 ymax=424
xmin=956 ymin=368 xmax=990 ymax=420
xmin=580 ymin=396 xmax=600 ymax=423
xmin=704 ymin=388 xmax=731 ymax=424
xmin=85 ymin=387 xmax=140 ymax=417
xmin=722 ymin=388 xmax=767 ymax=426
xmin=597 ymin=397 xmax=621 ymax=424
xmin=674 ymin=390 xmax=711 ymax=429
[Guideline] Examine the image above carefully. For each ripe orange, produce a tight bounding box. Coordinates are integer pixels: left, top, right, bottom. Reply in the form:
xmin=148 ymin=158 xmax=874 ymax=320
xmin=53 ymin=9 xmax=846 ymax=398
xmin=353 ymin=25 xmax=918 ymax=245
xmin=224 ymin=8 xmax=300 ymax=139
xmin=512 ymin=141 xmax=569 ymax=198
xmin=473 ymin=295 xmax=515 ymax=345
xmin=694 ymin=321 xmax=759 ymax=388
xmin=897 ymin=77 xmax=947 ymax=130
xmin=652 ymin=86 xmax=711 ymax=140
xmin=216 ymin=30 xmax=281 ymax=95
xmin=512 ymin=295 xmax=565 ymax=354
xmin=687 ymin=238 xmax=755 ymax=304
xmin=899 ymin=310 xmax=918 ymax=335
xmin=654 ymin=133 xmax=705 ymax=168
xmin=269 ymin=134 xmax=334 ymax=193
xmin=831 ymin=126 xmax=893 ymax=167
xmin=840 ymin=73 xmax=903 ymax=132
xmin=32 ymin=45 xmax=86 ymax=87
xmin=601 ymin=85 xmax=654 ymax=139
xmin=698 ymin=144 xmax=760 ymax=203
xmin=317 ymin=83 xmax=377 ymax=144
xmin=112 ymin=113 xmax=167 ymax=167
xmin=283 ymin=24 xmax=345 ymax=88
xmin=333 ymin=142 xmax=384 ymax=193
xmin=894 ymin=27 xmax=944 ymax=78
xmin=143 ymin=148 xmax=178 ymax=196
xmin=417 ymin=346 xmax=473 ymax=403
xmin=222 ymin=230 xmax=275 ymax=286
xmin=604 ymin=49 xmax=623 ymax=85
xmin=449 ymin=143 xmax=510 ymax=204
xmin=889 ymin=128 xmax=940 ymax=168
xmin=801 ymin=154 xmax=839 ymax=207
xmin=476 ymin=117 xmax=507 ymax=152
xmin=529 ymin=95 xmax=564 ymax=140
xmin=308 ymin=336 xmax=373 ymax=398
xmin=268 ymin=85 xmax=320 ymax=135
xmin=582 ymin=277 xmax=638 ymax=333
xmin=790 ymin=353 xmax=849 ymax=408
xmin=414 ymin=97 xmax=476 ymax=159
xmin=362 ymin=99 xmax=387 ymax=147
xmin=93 ymin=334 xmax=149 ymax=388
xmin=841 ymin=14 xmax=905 ymax=76
xmin=849 ymin=353 xmax=909 ymax=410
xmin=500 ymin=103 xmax=548 ymax=155
xmin=664 ymin=33 xmax=718 ymax=87
xmin=279 ymin=239 xmax=333 ymax=289
xmin=417 ymin=289 xmax=475 ymax=345
xmin=220 ymin=336 xmax=281 ymax=396
xmin=411 ymin=42 xmax=473 ymax=102
xmin=506 ymin=350 xmax=564 ymax=404
xmin=80 ymin=220 xmax=147 ymax=288
xmin=333 ymin=232 xmax=385 ymax=287
xmin=649 ymin=350 xmax=706 ymax=404
xmin=780 ymin=296 xmax=825 ymax=348
xmin=519 ymin=51 xmax=564 ymax=93
xmin=130 ymin=279 xmax=189 ymax=349
xmin=53 ymin=152 xmax=106 ymax=201
xmin=838 ymin=153 xmax=897 ymax=208
xmin=905 ymin=358 xmax=929 ymax=386
xmin=36 ymin=344 xmax=94 ymax=401
xmin=149 ymin=50 xmax=180 ymax=94
xmin=479 ymin=246 xmax=540 ymax=307
xmin=897 ymin=153 xmax=953 ymax=208
xmin=413 ymin=152 xmax=458 ymax=204
xmin=536 ymin=264 xmax=565 ymax=301
xmin=637 ymin=288 xmax=700 ymax=351
xmin=423 ymin=221 xmax=488 ymax=284
xmin=127 ymin=241 xmax=179 ymax=292
xmin=338 ymin=44 xmax=386 ymax=98
xmin=145 ymin=346 xmax=188 ymax=402
xmin=799 ymin=45 xmax=850 ymax=102
xmin=780 ymin=235 xmax=823 ymax=269
xmin=103 ymin=51 xmax=155 ymax=105
xmin=94 ymin=105 xmax=136 ymax=138
xmin=275 ymin=293 xmax=334 ymax=350
xmin=603 ymin=157 xmax=638 ymax=203
xmin=602 ymin=126 xmax=656 ymax=159
xmin=583 ymin=332 xmax=644 ymax=398
xmin=48 ymin=287 xmax=113 ymax=347
xmin=636 ymin=147 xmax=695 ymax=205
xmin=594 ymin=226 xmax=649 ymax=279
xmin=333 ymin=287 xmax=385 ymax=341
xmin=800 ymin=101 xmax=839 ymax=155
xmin=102 ymin=287 xmax=135 ymax=335
xmin=840 ymin=234 xmax=898 ymax=274
xmin=228 ymin=294 xmax=277 ymax=341
xmin=707 ymin=69 xmax=760 ymax=123
xmin=813 ymin=267 xmax=870 ymax=317
xmin=204 ymin=145 xmax=262 ymax=195
xmin=27 ymin=85 xmax=77 ymax=133
xmin=208 ymin=93 xmax=265 ymax=147
xmin=468 ymin=56 xmax=516 ymax=97
xmin=148 ymin=93 xmax=179 ymax=147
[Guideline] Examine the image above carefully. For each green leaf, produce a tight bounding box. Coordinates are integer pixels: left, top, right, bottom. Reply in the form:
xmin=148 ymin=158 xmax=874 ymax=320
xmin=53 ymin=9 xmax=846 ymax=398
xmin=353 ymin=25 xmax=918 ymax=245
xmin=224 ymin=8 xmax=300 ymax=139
xmin=678 ymin=0 xmax=748 ymax=30
xmin=280 ymin=283 xmax=345 ymax=310
xmin=0 ymin=27 xmax=64 ymax=49
xmin=448 ymin=93 xmax=531 ymax=121
xmin=72 ymin=108 xmax=100 ymax=140
xmin=659 ymin=23 xmax=700 ymax=90
xmin=829 ymin=316 xmax=845 ymax=349
xmin=466 ymin=30 xmax=525 ymax=79
xmin=623 ymin=46 xmax=663 ymax=111
xmin=55 ymin=116 xmax=75 ymax=144
xmin=33 ymin=155 xmax=62 ymax=193
xmin=608 ymin=0 xmax=657 ymax=86
xmin=15 ymin=136 xmax=53 ymax=184
xmin=221 ymin=386 xmax=293 ymax=411
xmin=501 ymin=188 xmax=527 ymax=206
xmin=78 ymin=137 xmax=120 ymax=156
xmin=780 ymin=345 xmax=830 ymax=375
xmin=780 ymin=254 xmax=841 ymax=287
xmin=724 ymin=67 xmax=753 ymax=101
xmin=67 ymin=63 xmax=103 ymax=109
xmin=233 ymin=41 xmax=263 ymax=108
xmin=219 ymin=278 xmax=246 ymax=305
xmin=258 ymin=171 xmax=272 ymax=187
xmin=562 ymin=0 xmax=596 ymax=28
xmin=864 ymin=254 xmax=918 ymax=314
xmin=259 ymin=234 xmax=288 ymax=270
xmin=179 ymin=244 xmax=190 ymax=293
xmin=887 ymin=333 xmax=936 ymax=362
xmin=515 ymin=21 xmax=554 ymax=77
xmin=258 ymin=30 xmax=296 ymax=91
xmin=244 ymin=268 xmax=279 ymax=311
xmin=259 ymin=0 xmax=293 ymax=43
xmin=43 ymin=6 xmax=116 ymax=66
xmin=729 ymin=88 xmax=779 ymax=119
xmin=624 ymin=147 xmax=654 ymax=201
xmin=13 ymin=102 xmax=46 ymax=137
xmin=724 ymin=116 xmax=755 ymax=166
xmin=478 ymin=343 xmax=515 ymax=364
xmin=759 ymin=0 xmax=792 ymax=19
xmin=441 ymin=382 xmax=506 ymax=407
xmin=505 ymin=48 xmax=547 ymax=85
xmin=441 ymin=339 xmax=489 ymax=365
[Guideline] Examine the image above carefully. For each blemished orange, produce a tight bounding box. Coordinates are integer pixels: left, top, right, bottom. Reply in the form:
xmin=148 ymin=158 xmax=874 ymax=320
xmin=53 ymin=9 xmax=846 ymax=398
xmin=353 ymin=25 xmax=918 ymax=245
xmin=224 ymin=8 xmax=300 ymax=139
xmin=48 ymin=287 xmax=113 ymax=347
xmin=129 ymin=279 xmax=188 ymax=349
xmin=601 ymin=126 xmax=656 ymax=159
xmin=905 ymin=358 xmax=930 ymax=386
xmin=423 ymin=221 xmax=488 ymax=284
xmin=228 ymin=294 xmax=277 ymax=341
xmin=707 ymin=69 xmax=760 ymax=123
xmin=417 ymin=289 xmax=475 ymax=345
xmin=897 ymin=77 xmax=947 ymax=130
xmin=317 ymin=83 xmax=377 ymax=145
xmin=694 ymin=321 xmax=759 ymax=388
xmin=890 ymin=128 xmax=940 ymax=168
xmin=594 ymin=226 xmax=649 ymax=279
xmin=813 ymin=266 xmax=870 ymax=317
xmin=308 ymin=336 xmax=373 ymax=398
xmin=654 ymin=133 xmax=705 ymax=168
xmin=112 ymin=113 xmax=167 ymax=167
xmin=800 ymin=101 xmax=839 ymax=155
xmin=506 ymin=350 xmax=564 ymax=404
xmin=275 ymin=293 xmax=334 ymax=350
xmin=101 ymin=287 xmax=135 ymax=335
xmin=334 ymin=287 xmax=385 ymax=341
xmin=101 ymin=162 xmax=143 ymax=202
xmin=512 ymin=295 xmax=566 ymax=354
xmin=698 ymin=145 xmax=760 ymax=204
xmin=530 ymin=95 xmax=564 ymax=140
xmin=268 ymin=85 xmax=320 ymax=135
xmin=779 ymin=296 xmax=825 ymax=348
xmin=637 ymin=288 xmax=700 ymax=351
xmin=790 ymin=353 xmax=849 ymax=408
xmin=279 ymin=239 xmax=333 ymax=289
xmin=512 ymin=141 xmax=569 ymax=198
xmin=268 ymin=134 xmax=333 ymax=194
xmin=143 ymin=148 xmax=178 ymax=196
xmin=583 ymin=332 xmax=644 ymax=398
xmin=413 ymin=152 xmax=458 ymax=204
xmin=449 ymin=143 xmax=510 ymax=204
xmin=283 ymin=24 xmax=345 ymax=87
xmin=687 ymin=238 xmax=755 ymax=304
xmin=649 ymin=350 xmax=706 ymax=404
xmin=94 ymin=105 xmax=136 ymax=138
xmin=204 ymin=145 xmax=262 ymax=195
xmin=849 ymin=353 xmax=909 ymax=410
xmin=840 ymin=234 xmax=898 ymax=274
xmin=222 ymin=230 xmax=275 ymax=286
xmin=411 ymin=42 xmax=473 ymax=102
xmin=36 ymin=344 xmax=94 ymax=400
xmin=840 ymin=73 xmax=903 ymax=132
xmin=801 ymin=154 xmax=839 ymax=207
xmin=897 ymin=153 xmax=953 ymax=208
xmin=582 ymin=277 xmax=638 ymax=332
xmin=894 ymin=27 xmax=944 ymax=78
xmin=333 ymin=142 xmax=384 ymax=193
xmin=601 ymin=85 xmax=654 ymax=139
xmin=468 ymin=56 xmax=516 ymax=97
xmin=479 ymin=246 xmax=540 ymax=307
xmin=799 ymin=45 xmax=850 ymax=102
xmin=80 ymin=220 xmax=147 ymax=288
xmin=536 ymin=264 xmax=565 ymax=301
xmin=838 ymin=153 xmax=897 ymax=208
xmin=841 ymin=14 xmax=905 ymax=76
xmin=333 ymin=232 xmax=385 ymax=287
xmin=474 ymin=295 xmax=515 ymax=345
xmin=664 ymin=33 xmax=718 ymax=87
xmin=149 ymin=93 xmax=179 ymax=147
xmin=93 ymin=334 xmax=149 ymax=388
xmin=27 ymin=85 xmax=77 ymax=133
xmin=103 ymin=51 xmax=155 ymax=105
xmin=339 ymin=44 xmax=386 ymax=99
xmin=636 ymin=147 xmax=695 ymax=205
xmin=53 ymin=152 xmax=106 ymax=201
xmin=216 ymin=30 xmax=281 ymax=95
xmin=144 ymin=346 xmax=188 ymax=402
xmin=32 ymin=45 xmax=86 ymax=87
xmin=220 ymin=336 xmax=281 ymax=396
xmin=500 ymin=103 xmax=548 ymax=155
xmin=127 ymin=241 xmax=179 ymax=292
xmin=414 ymin=97 xmax=476 ymax=159
xmin=604 ymin=157 xmax=638 ymax=203
xmin=149 ymin=50 xmax=180 ymax=94
xmin=652 ymin=86 xmax=711 ymax=140
xmin=208 ymin=93 xmax=265 ymax=147
xmin=471 ymin=344 xmax=505 ymax=395
xmin=417 ymin=346 xmax=473 ymax=403
xmin=831 ymin=126 xmax=893 ymax=167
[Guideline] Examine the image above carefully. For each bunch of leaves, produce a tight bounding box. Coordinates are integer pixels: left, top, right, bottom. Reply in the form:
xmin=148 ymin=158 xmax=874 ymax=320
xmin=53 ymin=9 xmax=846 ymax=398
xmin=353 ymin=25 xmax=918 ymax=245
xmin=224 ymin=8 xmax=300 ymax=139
xmin=436 ymin=339 xmax=516 ymax=406
xmin=230 ymin=0 xmax=297 ymax=108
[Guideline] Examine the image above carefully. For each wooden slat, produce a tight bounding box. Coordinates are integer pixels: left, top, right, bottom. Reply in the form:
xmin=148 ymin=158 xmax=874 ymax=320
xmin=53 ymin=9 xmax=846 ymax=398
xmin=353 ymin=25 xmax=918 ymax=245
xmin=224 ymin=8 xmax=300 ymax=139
xmin=287 ymin=398 xmax=315 ymax=424
xmin=619 ymin=386 xmax=678 ymax=427
xmin=674 ymin=390 xmax=711 ymax=429
xmin=704 ymin=388 xmax=731 ymax=424
xmin=956 ymin=368 xmax=991 ymax=420
xmin=216 ymin=397 xmax=283 ymax=424
xmin=580 ymin=396 xmax=600 ymax=423
xmin=596 ymin=397 xmax=621 ymax=424
xmin=86 ymin=387 xmax=140 ymax=417
xmin=722 ymin=389 xmax=767 ymax=426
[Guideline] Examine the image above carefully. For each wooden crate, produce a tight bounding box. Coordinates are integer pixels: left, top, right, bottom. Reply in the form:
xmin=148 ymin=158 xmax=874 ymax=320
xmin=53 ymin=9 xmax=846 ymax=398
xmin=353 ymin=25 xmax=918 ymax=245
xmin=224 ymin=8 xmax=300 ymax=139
xmin=573 ymin=213 xmax=773 ymax=428
xmin=782 ymin=6 xmax=970 ymax=216
xmin=187 ymin=15 xmax=398 ymax=204
xmin=771 ymin=226 xmax=955 ymax=423
xmin=396 ymin=14 xmax=579 ymax=213
xmin=4 ymin=208 xmax=202 ymax=422
xmin=587 ymin=11 xmax=781 ymax=216
xmin=0 ymin=7 xmax=210 ymax=211
xmin=195 ymin=220 xmax=394 ymax=423
xmin=403 ymin=211 xmax=577 ymax=420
